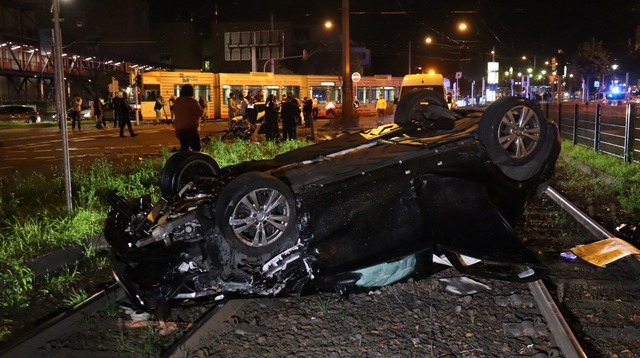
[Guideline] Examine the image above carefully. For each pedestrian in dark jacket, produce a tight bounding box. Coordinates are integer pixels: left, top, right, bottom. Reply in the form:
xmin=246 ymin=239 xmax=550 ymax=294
xmin=302 ymin=97 xmax=312 ymax=128
xmin=116 ymin=94 xmax=137 ymax=137
xmin=93 ymin=96 xmax=104 ymax=129
xmin=280 ymin=95 xmax=300 ymax=141
xmin=264 ymin=94 xmax=280 ymax=141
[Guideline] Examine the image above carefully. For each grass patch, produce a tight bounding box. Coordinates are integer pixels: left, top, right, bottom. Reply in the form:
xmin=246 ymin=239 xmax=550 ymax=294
xmin=62 ymin=288 xmax=90 ymax=307
xmin=0 ymin=122 xmax=58 ymax=129
xmin=560 ymin=141 xmax=640 ymax=213
xmin=0 ymin=138 xmax=311 ymax=334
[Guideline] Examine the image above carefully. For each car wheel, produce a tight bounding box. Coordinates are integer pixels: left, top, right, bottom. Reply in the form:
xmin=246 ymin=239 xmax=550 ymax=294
xmin=216 ymin=172 xmax=297 ymax=257
xmin=478 ymin=96 xmax=550 ymax=181
xmin=394 ymin=88 xmax=449 ymax=125
xmin=159 ymin=151 xmax=220 ymax=200
xmin=28 ymin=116 xmax=38 ymax=123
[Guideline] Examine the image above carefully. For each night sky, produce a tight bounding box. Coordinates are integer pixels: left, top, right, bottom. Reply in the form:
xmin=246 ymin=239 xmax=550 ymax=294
xmin=149 ymin=0 xmax=640 ymax=76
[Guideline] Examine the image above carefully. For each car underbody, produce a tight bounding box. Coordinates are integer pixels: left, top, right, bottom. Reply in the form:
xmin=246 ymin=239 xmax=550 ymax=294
xmin=104 ymin=90 xmax=561 ymax=315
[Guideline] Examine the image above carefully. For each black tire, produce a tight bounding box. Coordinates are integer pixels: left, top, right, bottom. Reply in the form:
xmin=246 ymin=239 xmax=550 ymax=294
xmin=159 ymin=151 xmax=220 ymax=200
xmin=394 ymin=89 xmax=450 ymax=125
xmin=216 ymin=172 xmax=297 ymax=257
xmin=478 ymin=96 xmax=550 ymax=181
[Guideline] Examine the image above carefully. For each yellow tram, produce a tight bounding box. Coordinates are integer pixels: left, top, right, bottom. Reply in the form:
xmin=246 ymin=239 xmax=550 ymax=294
xmin=139 ymin=70 xmax=402 ymax=121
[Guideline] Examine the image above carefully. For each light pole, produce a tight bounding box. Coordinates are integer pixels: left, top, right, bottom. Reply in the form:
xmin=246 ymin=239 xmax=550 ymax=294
xmin=340 ymin=0 xmax=353 ymax=126
xmin=52 ymin=0 xmax=73 ymax=215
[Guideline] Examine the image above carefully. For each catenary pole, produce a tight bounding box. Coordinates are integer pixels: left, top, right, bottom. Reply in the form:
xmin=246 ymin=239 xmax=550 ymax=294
xmin=340 ymin=0 xmax=353 ymax=126
xmin=52 ymin=0 xmax=73 ymax=215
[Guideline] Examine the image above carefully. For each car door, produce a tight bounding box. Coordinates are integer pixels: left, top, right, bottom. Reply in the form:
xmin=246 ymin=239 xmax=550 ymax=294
xmin=417 ymin=172 xmax=549 ymax=283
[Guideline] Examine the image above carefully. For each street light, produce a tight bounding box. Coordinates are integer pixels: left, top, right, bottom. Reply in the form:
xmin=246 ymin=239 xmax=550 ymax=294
xmin=611 ymin=63 xmax=619 ymax=84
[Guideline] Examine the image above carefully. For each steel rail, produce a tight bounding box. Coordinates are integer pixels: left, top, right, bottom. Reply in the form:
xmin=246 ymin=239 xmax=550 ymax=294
xmin=1 ymin=284 xmax=124 ymax=358
xmin=546 ymin=186 xmax=640 ymax=273
xmin=528 ymin=280 xmax=586 ymax=358
xmin=531 ymin=185 xmax=624 ymax=358
xmin=162 ymin=299 xmax=250 ymax=358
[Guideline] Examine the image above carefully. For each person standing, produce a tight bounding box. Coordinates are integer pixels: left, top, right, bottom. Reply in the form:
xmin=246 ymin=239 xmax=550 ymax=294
xmin=245 ymin=96 xmax=258 ymax=125
xmin=117 ymin=93 xmax=137 ymax=137
xmin=173 ymin=84 xmax=202 ymax=151
xmin=311 ymin=97 xmax=318 ymax=120
xmin=238 ymin=94 xmax=249 ymax=120
xmin=263 ymin=94 xmax=279 ymax=141
xmin=280 ymin=95 xmax=300 ymax=141
xmin=302 ymin=97 xmax=312 ymax=128
xmin=198 ymin=95 xmax=208 ymax=124
xmin=446 ymin=92 xmax=457 ymax=109
xmin=93 ymin=96 xmax=104 ymax=129
xmin=154 ymin=96 xmax=164 ymax=122
xmin=375 ymin=94 xmax=387 ymax=126
xmin=112 ymin=93 xmax=121 ymax=128
xmin=71 ymin=94 xmax=83 ymax=130
xmin=168 ymin=95 xmax=176 ymax=121
xmin=304 ymin=96 xmax=315 ymax=141
xmin=227 ymin=93 xmax=238 ymax=129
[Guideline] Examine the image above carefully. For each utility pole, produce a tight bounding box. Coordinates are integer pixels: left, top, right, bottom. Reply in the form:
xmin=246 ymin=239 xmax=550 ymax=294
xmin=52 ymin=0 xmax=73 ymax=215
xmin=134 ymin=67 xmax=140 ymax=125
xmin=339 ymin=0 xmax=353 ymax=127
xmin=408 ymin=40 xmax=411 ymax=74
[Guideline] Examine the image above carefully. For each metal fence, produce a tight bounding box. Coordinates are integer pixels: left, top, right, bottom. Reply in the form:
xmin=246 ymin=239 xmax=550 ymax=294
xmin=542 ymin=102 xmax=640 ymax=163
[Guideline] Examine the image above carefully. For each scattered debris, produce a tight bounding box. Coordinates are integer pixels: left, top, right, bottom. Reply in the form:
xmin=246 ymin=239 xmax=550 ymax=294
xmin=570 ymin=237 xmax=640 ymax=267
xmin=438 ymin=277 xmax=491 ymax=295
xmin=559 ymin=251 xmax=578 ymax=261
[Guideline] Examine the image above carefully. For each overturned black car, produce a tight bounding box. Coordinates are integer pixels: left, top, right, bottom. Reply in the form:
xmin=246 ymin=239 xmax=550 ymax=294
xmin=105 ymin=89 xmax=561 ymax=314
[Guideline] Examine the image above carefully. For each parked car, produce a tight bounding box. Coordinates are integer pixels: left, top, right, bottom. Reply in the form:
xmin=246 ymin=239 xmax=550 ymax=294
xmin=0 ymin=105 xmax=42 ymax=123
xmin=104 ymin=89 xmax=561 ymax=315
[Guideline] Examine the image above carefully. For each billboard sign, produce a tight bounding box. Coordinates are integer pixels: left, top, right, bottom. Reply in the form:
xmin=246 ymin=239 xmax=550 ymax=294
xmin=225 ymin=30 xmax=284 ymax=62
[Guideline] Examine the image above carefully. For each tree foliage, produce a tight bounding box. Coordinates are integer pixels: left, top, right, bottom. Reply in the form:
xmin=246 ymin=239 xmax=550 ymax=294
xmin=572 ymin=39 xmax=610 ymax=82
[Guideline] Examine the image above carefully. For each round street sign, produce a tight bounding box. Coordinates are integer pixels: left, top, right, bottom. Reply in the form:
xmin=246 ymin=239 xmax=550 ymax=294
xmin=351 ymin=72 xmax=361 ymax=82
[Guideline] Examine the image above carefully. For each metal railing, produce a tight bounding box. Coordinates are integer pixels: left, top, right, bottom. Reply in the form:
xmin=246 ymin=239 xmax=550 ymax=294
xmin=543 ymin=102 xmax=639 ymax=163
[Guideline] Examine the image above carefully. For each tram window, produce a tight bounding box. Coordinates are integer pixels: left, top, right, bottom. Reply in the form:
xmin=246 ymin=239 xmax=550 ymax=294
xmin=194 ymin=85 xmax=210 ymax=101
xmin=374 ymin=87 xmax=398 ymax=102
xmin=310 ymin=86 xmax=327 ymax=104
xmin=263 ymin=85 xmax=280 ymax=100
xmin=246 ymin=85 xmax=262 ymax=98
xmin=328 ymin=86 xmax=341 ymax=103
xmin=356 ymin=86 xmax=370 ymax=104
xmin=282 ymin=86 xmax=300 ymax=99
xmin=223 ymin=85 xmax=244 ymax=104
xmin=141 ymin=84 xmax=160 ymax=101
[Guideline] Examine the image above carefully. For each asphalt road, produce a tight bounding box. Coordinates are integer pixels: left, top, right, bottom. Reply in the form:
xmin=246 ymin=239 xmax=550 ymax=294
xmin=0 ymin=115 xmax=387 ymax=178
xmin=0 ymin=121 xmax=230 ymax=178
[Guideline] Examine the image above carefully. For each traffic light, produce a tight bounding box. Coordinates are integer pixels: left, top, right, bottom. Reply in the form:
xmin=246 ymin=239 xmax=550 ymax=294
xmin=556 ymin=49 xmax=566 ymax=76
xmin=135 ymin=74 xmax=142 ymax=87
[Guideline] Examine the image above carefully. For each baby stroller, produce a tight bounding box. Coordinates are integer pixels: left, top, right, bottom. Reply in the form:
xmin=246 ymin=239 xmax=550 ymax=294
xmin=221 ymin=116 xmax=256 ymax=141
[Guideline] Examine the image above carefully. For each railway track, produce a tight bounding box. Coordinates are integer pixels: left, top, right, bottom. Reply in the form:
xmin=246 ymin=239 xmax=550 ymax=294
xmin=2 ymin=186 xmax=638 ymax=357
